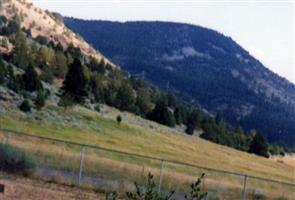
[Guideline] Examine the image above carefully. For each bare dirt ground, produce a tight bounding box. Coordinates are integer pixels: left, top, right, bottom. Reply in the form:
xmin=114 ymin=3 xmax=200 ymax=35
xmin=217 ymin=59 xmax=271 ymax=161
xmin=271 ymin=154 xmax=295 ymax=168
xmin=0 ymin=174 xmax=103 ymax=200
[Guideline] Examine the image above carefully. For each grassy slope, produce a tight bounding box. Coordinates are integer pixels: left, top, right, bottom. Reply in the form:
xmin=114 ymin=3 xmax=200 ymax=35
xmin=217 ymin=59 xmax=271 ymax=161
xmin=0 ymin=105 xmax=293 ymax=184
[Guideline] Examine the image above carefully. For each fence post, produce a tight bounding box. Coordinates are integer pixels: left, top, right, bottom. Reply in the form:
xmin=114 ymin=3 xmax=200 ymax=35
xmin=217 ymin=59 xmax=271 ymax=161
xmin=242 ymin=175 xmax=248 ymax=200
xmin=158 ymin=160 xmax=164 ymax=194
xmin=78 ymin=146 xmax=85 ymax=186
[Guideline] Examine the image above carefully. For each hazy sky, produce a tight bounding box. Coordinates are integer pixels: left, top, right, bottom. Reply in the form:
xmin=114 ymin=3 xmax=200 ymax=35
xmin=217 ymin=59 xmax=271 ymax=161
xmin=32 ymin=0 xmax=295 ymax=83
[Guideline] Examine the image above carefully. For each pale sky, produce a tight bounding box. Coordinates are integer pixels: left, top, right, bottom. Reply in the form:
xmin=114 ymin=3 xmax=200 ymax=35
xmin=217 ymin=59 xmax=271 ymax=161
xmin=32 ymin=0 xmax=295 ymax=84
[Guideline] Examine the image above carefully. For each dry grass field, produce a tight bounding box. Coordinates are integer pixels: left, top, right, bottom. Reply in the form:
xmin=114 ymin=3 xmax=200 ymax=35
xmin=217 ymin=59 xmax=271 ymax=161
xmin=0 ymin=173 xmax=102 ymax=200
xmin=0 ymin=105 xmax=294 ymax=199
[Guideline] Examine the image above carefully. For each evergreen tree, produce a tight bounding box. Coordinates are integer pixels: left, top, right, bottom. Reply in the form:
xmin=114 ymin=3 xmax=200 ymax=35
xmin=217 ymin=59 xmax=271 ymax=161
xmin=249 ymin=133 xmax=269 ymax=158
xmin=22 ymin=65 xmax=42 ymax=92
xmin=12 ymin=32 xmax=30 ymax=69
xmin=185 ymin=110 xmax=202 ymax=135
xmin=60 ymin=58 xmax=90 ymax=103
xmin=115 ymin=82 xmax=135 ymax=111
xmin=148 ymin=100 xmax=175 ymax=127
xmin=135 ymin=88 xmax=153 ymax=116
xmin=35 ymin=89 xmax=47 ymax=110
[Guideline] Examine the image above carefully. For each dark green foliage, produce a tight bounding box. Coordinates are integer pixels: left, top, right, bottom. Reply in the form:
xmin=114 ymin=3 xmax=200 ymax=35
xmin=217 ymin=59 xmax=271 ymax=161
xmin=0 ymin=19 xmax=20 ymax=35
xmin=19 ymin=99 xmax=31 ymax=112
xmin=185 ymin=110 xmax=202 ymax=135
xmin=66 ymin=43 xmax=83 ymax=59
xmin=95 ymin=104 xmax=100 ymax=112
xmin=12 ymin=31 xmax=30 ymax=69
xmin=0 ymin=144 xmax=36 ymax=176
xmin=126 ymin=173 xmax=174 ymax=200
xmin=115 ymin=82 xmax=135 ymax=111
xmin=89 ymin=57 xmax=105 ymax=74
xmin=35 ymin=89 xmax=47 ymax=110
xmin=0 ymin=59 xmax=7 ymax=84
xmin=185 ymin=173 xmax=207 ymax=200
xmin=135 ymin=88 xmax=153 ymax=117
xmin=35 ymin=35 xmax=48 ymax=45
xmin=40 ymin=67 xmax=54 ymax=84
xmin=148 ymin=100 xmax=175 ymax=127
xmin=60 ymin=58 xmax=90 ymax=103
xmin=116 ymin=115 xmax=122 ymax=124
xmin=22 ymin=65 xmax=42 ymax=92
xmin=249 ymin=133 xmax=269 ymax=158
xmin=58 ymin=93 xmax=75 ymax=108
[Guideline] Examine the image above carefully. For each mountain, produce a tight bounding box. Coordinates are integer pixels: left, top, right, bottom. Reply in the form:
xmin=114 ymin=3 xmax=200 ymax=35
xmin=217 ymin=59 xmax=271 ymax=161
xmin=64 ymin=18 xmax=295 ymax=147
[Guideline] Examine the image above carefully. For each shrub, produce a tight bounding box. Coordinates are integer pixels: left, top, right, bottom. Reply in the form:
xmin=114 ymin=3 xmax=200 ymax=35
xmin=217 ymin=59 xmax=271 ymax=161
xmin=95 ymin=104 xmax=100 ymax=112
xmin=185 ymin=173 xmax=208 ymax=200
xmin=116 ymin=115 xmax=122 ymax=124
xmin=0 ymin=144 xmax=36 ymax=176
xmin=19 ymin=99 xmax=31 ymax=112
xmin=126 ymin=173 xmax=174 ymax=200
xmin=252 ymin=189 xmax=266 ymax=200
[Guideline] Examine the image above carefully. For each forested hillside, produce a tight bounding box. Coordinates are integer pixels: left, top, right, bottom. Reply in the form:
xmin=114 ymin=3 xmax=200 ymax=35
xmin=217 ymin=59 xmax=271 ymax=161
xmin=0 ymin=0 xmax=291 ymax=158
xmin=64 ymin=19 xmax=295 ymax=147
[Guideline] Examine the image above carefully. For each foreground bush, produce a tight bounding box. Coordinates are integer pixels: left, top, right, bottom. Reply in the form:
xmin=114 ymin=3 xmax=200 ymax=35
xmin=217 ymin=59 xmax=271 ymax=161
xmin=0 ymin=144 xmax=36 ymax=176
xmin=107 ymin=173 xmax=207 ymax=200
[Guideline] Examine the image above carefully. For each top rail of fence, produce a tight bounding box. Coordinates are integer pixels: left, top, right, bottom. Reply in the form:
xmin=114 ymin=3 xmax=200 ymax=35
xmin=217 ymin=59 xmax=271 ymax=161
xmin=0 ymin=128 xmax=294 ymax=187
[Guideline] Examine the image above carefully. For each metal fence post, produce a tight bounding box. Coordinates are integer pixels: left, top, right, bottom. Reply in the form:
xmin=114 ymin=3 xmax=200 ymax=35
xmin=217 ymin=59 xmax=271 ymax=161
xmin=78 ymin=146 xmax=85 ymax=186
xmin=158 ymin=160 xmax=164 ymax=193
xmin=242 ymin=175 xmax=248 ymax=200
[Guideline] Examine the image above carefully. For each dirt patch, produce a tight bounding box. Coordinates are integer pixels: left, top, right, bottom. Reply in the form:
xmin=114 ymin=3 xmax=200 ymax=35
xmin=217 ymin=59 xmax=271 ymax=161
xmin=0 ymin=174 xmax=103 ymax=200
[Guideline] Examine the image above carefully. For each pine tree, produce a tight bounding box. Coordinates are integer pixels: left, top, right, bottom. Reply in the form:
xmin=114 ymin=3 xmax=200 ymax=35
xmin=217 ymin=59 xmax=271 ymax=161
xmin=60 ymin=58 xmax=90 ymax=104
xmin=35 ymin=89 xmax=47 ymax=110
xmin=148 ymin=100 xmax=175 ymax=127
xmin=249 ymin=133 xmax=269 ymax=158
xmin=22 ymin=65 xmax=42 ymax=92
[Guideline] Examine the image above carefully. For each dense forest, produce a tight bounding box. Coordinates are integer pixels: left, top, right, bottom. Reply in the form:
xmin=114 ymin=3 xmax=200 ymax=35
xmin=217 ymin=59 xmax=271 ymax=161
xmin=0 ymin=14 xmax=292 ymax=157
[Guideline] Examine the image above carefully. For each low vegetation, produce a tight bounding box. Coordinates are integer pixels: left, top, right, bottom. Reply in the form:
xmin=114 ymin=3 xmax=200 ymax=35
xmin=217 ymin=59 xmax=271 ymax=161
xmin=0 ymin=143 xmax=36 ymax=176
xmin=107 ymin=173 xmax=207 ymax=200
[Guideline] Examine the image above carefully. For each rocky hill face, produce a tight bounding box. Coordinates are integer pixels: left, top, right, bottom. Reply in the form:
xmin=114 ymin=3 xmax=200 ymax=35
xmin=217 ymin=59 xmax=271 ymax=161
xmin=0 ymin=0 xmax=114 ymax=66
xmin=64 ymin=19 xmax=295 ymax=146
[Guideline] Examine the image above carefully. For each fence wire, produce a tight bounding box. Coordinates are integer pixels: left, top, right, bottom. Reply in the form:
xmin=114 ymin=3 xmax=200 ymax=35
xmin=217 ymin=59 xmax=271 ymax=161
xmin=0 ymin=129 xmax=294 ymax=200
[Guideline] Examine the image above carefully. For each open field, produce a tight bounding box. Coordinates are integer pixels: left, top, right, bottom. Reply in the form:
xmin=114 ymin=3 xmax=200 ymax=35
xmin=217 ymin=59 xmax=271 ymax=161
xmin=0 ymin=105 xmax=294 ymax=199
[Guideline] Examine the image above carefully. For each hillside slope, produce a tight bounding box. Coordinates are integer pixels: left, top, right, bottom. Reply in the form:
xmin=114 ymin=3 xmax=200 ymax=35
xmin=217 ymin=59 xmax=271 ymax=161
xmin=1 ymin=0 xmax=114 ymax=66
xmin=64 ymin=19 xmax=295 ymax=146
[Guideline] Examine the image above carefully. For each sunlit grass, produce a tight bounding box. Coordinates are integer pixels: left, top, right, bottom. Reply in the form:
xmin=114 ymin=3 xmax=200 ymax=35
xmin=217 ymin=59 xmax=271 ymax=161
xmin=0 ymin=105 xmax=294 ymax=199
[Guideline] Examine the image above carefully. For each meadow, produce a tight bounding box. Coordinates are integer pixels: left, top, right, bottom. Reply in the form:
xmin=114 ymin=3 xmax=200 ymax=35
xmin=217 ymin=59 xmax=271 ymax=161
xmin=0 ymin=105 xmax=294 ymax=199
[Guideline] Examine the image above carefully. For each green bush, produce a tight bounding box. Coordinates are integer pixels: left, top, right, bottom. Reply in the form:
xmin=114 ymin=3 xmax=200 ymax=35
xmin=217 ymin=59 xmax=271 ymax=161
xmin=116 ymin=115 xmax=122 ymax=124
xmin=19 ymin=99 xmax=31 ymax=112
xmin=0 ymin=144 xmax=36 ymax=176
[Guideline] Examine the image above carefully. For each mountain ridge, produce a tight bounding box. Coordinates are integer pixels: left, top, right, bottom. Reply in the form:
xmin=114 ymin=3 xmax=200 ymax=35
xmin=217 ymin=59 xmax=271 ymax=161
xmin=64 ymin=18 xmax=295 ymax=146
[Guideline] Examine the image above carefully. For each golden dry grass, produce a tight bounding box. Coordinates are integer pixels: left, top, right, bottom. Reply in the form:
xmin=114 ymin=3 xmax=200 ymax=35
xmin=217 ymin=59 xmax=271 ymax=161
xmin=0 ymin=105 xmax=294 ymax=199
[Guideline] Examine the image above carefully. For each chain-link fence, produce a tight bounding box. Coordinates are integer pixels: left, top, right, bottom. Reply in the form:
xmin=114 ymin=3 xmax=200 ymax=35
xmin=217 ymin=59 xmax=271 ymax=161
xmin=0 ymin=129 xmax=294 ymax=200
